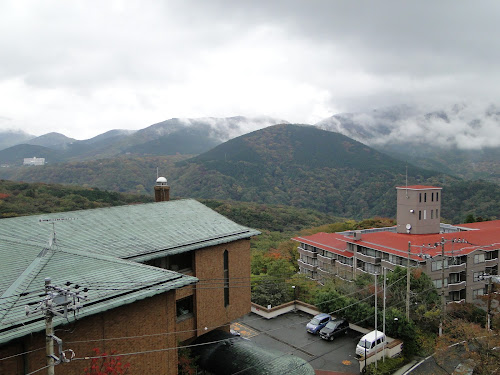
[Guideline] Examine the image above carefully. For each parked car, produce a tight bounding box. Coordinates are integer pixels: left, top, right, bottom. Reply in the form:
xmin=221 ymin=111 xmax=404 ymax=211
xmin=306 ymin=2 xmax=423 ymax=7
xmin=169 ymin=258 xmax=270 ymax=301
xmin=319 ymin=318 xmax=349 ymax=341
xmin=355 ymin=330 xmax=386 ymax=357
xmin=306 ymin=313 xmax=331 ymax=334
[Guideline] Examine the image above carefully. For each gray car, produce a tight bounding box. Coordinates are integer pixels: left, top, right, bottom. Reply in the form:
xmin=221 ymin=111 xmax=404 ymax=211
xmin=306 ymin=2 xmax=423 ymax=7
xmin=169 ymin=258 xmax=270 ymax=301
xmin=319 ymin=318 xmax=349 ymax=341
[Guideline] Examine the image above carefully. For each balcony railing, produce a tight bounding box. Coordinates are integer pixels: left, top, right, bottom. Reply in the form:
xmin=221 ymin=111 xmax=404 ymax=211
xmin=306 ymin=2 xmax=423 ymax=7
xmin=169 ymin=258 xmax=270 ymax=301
xmin=317 ymin=253 xmax=335 ymax=263
xmin=485 ymin=258 xmax=499 ymax=267
xmin=447 ymin=281 xmax=466 ymax=292
xmin=317 ymin=267 xmax=333 ymax=276
xmin=297 ymin=247 xmax=317 ymax=257
xmin=448 ymin=263 xmax=466 ymax=272
xmin=298 ymin=259 xmax=317 ymax=271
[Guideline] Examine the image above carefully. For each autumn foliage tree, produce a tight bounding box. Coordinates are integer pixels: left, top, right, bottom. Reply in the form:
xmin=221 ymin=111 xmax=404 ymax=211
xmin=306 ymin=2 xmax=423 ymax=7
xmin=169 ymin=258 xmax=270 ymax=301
xmin=83 ymin=348 xmax=130 ymax=375
xmin=436 ymin=319 xmax=500 ymax=375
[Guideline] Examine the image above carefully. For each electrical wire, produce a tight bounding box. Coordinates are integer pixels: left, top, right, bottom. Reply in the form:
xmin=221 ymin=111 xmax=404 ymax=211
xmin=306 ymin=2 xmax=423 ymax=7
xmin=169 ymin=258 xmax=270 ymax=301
xmin=25 ymin=364 xmax=51 ymax=375
xmin=0 ymin=347 xmax=45 ymax=362
xmin=0 ymin=281 xmax=438 ymax=369
xmin=0 ymin=271 xmax=443 ymax=363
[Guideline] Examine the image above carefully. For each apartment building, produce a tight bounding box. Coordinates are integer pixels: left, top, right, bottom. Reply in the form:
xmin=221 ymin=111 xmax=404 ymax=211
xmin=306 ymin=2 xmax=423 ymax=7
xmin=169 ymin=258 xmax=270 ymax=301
xmin=23 ymin=157 xmax=45 ymax=166
xmin=294 ymin=185 xmax=499 ymax=303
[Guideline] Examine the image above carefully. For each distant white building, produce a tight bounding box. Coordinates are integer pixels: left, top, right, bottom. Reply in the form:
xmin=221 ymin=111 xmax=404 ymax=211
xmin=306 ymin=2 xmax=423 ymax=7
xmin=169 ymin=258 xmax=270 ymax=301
xmin=23 ymin=157 xmax=45 ymax=166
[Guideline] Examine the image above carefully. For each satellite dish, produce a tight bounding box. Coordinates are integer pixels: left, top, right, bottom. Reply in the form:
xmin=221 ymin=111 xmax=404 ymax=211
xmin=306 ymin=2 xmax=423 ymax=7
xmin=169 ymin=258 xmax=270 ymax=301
xmin=406 ymin=224 xmax=412 ymax=230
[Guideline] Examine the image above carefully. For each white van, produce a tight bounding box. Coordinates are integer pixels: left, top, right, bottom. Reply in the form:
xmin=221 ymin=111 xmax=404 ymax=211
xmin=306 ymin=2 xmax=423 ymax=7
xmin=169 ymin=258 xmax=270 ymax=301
xmin=355 ymin=330 xmax=386 ymax=357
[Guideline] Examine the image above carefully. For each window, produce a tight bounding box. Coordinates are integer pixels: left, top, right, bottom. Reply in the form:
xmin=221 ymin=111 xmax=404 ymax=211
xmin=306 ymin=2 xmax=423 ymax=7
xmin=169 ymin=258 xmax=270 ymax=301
xmin=424 ymin=210 xmax=427 ymax=220
xmin=419 ymin=193 xmax=422 ymax=202
xmin=433 ymin=278 xmax=448 ymax=288
xmin=474 ymin=253 xmax=485 ymax=264
xmin=145 ymin=252 xmax=192 ymax=272
xmin=364 ymin=262 xmax=380 ymax=274
xmin=449 ymin=273 xmax=462 ymax=284
xmin=419 ymin=211 xmax=422 ymax=220
xmin=485 ymin=250 xmax=498 ymax=260
xmin=473 ymin=288 xmax=485 ymax=299
xmin=431 ymin=192 xmax=434 ymax=201
xmin=473 ymin=272 xmax=484 ymax=282
xmin=176 ymin=296 xmax=194 ymax=321
xmin=436 ymin=192 xmax=439 ymax=202
xmin=424 ymin=193 xmax=427 ymax=202
xmin=431 ymin=210 xmax=434 ymax=219
xmin=436 ymin=209 xmax=439 ymax=218
xmin=431 ymin=259 xmax=449 ymax=271
xmin=224 ymin=250 xmax=229 ymax=307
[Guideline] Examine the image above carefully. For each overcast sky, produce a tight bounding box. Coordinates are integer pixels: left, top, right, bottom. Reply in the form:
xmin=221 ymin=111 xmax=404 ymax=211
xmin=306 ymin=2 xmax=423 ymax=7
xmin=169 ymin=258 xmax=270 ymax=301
xmin=1 ymin=1 xmax=500 ymax=140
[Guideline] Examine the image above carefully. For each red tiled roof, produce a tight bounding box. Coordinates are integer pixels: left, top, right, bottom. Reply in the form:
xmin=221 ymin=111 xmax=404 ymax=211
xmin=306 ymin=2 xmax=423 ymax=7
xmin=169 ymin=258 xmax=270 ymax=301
xmin=454 ymin=220 xmax=500 ymax=230
xmin=295 ymin=226 xmax=500 ymax=261
xmin=351 ymin=229 xmax=500 ymax=260
xmin=396 ymin=185 xmax=442 ymax=190
xmin=293 ymin=232 xmax=354 ymax=258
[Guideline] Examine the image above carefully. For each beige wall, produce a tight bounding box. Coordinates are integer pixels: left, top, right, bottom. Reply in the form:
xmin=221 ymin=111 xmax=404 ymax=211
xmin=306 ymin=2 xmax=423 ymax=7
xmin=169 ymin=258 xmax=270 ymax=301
xmin=396 ymin=188 xmax=441 ymax=234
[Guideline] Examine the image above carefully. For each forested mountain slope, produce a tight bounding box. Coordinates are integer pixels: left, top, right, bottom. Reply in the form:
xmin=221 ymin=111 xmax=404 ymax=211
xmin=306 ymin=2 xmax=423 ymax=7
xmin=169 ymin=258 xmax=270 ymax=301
xmin=173 ymin=124 xmax=440 ymax=218
xmin=0 ymin=124 xmax=498 ymax=223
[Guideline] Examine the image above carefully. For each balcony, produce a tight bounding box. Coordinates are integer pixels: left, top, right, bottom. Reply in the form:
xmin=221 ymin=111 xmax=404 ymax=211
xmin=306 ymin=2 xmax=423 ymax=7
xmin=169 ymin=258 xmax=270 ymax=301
xmin=317 ymin=267 xmax=333 ymax=276
xmin=447 ymin=281 xmax=466 ymax=292
xmin=447 ymin=298 xmax=465 ymax=304
xmin=485 ymin=258 xmax=499 ymax=267
xmin=317 ymin=253 xmax=334 ymax=264
xmin=298 ymin=247 xmax=317 ymax=257
xmin=380 ymin=260 xmax=397 ymax=271
xmin=298 ymin=259 xmax=317 ymax=272
xmin=448 ymin=262 xmax=466 ymax=272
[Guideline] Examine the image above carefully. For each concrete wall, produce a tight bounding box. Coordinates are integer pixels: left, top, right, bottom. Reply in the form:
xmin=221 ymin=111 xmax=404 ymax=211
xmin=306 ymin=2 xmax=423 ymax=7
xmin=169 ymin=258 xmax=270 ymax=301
xmin=358 ymin=339 xmax=404 ymax=373
xmin=396 ymin=187 xmax=441 ymax=235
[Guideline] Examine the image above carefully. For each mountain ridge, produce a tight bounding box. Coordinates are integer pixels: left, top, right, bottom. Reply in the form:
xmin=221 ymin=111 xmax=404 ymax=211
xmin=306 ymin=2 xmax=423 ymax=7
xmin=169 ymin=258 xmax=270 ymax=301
xmin=0 ymin=124 xmax=498 ymax=223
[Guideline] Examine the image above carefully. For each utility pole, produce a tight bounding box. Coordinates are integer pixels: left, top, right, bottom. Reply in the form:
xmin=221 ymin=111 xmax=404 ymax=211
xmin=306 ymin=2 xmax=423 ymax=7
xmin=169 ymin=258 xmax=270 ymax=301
xmin=439 ymin=237 xmax=446 ymax=337
xmin=45 ymin=278 xmax=55 ymax=375
xmin=487 ymin=276 xmax=492 ymax=331
xmin=26 ymin=278 xmax=87 ymax=374
xmin=406 ymin=241 xmax=411 ymax=321
xmin=375 ymin=271 xmax=378 ymax=370
xmin=383 ymin=267 xmax=386 ymax=362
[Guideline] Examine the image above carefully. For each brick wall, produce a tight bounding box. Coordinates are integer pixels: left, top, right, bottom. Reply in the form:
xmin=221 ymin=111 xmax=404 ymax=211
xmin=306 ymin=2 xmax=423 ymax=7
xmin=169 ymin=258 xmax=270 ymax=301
xmin=193 ymin=239 xmax=252 ymax=334
xmin=1 ymin=238 xmax=253 ymax=374
xmin=1 ymin=292 xmax=179 ymax=375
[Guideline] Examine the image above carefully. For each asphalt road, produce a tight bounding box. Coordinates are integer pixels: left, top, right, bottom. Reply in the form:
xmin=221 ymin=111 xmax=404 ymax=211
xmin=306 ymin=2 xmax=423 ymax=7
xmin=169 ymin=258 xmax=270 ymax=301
xmin=233 ymin=311 xmax=363 ymax=374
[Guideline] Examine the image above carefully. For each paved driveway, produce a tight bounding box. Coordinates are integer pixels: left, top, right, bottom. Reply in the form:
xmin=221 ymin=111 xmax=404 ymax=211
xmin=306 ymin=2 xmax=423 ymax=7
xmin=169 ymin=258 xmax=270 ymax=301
xmin=233 ymin=311 xmax=362 ymax=374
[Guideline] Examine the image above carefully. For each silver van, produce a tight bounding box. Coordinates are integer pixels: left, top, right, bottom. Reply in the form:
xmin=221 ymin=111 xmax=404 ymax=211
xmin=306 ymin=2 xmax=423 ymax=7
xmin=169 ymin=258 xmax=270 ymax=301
xmin=355 ymin=330 xmax=385 ymax=357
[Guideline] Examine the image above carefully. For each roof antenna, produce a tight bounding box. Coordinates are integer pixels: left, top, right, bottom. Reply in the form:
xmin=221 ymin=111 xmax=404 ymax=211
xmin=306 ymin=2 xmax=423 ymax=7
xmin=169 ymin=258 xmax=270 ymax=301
xmin=156 ymin=166 xmax=159 ymax=179
xmin=39 ymin=217 xmax=77 ymax=249
xmin=405 ymin=163 xmax=409 ymax=198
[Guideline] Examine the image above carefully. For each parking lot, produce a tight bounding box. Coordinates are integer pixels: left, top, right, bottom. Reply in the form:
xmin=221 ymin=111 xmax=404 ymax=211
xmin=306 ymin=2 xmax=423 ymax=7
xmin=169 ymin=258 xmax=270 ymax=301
xmin=233 ymin=311 xmax=362 ymax=374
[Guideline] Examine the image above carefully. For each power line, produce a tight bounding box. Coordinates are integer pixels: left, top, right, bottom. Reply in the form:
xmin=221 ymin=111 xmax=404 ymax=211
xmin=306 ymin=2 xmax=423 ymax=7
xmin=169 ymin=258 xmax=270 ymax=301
xmin=25 ymin=364 xmax=51 ymax=375
xmin=0 ymin=273 xmax=437 ymax=365
xmin=0 ymin=347 xmax=45 ymax=362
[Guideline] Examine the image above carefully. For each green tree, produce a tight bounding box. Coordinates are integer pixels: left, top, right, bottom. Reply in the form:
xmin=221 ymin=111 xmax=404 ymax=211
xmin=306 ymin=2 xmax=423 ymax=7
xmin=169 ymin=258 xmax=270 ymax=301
xmin=251 ymin=275 xmax=293 ymax=307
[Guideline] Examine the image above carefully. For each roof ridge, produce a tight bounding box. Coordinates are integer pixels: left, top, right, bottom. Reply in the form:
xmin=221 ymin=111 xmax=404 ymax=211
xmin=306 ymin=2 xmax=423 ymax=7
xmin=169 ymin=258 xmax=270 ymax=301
xmin=0 ymin=246 xmax=55 ymax=322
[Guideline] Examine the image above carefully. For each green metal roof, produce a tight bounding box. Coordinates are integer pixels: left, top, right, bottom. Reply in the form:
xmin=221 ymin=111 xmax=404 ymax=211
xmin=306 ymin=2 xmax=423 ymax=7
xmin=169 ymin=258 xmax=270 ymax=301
xmin=0 ymin=199 xmax=260 ymax=345
xmin=0 ymin=237 xmax=197 ymax=345
xmin=0 ymin=199 xmax=260 ymax=262
xmin=192 ymin=330 xmax=315 ymax=375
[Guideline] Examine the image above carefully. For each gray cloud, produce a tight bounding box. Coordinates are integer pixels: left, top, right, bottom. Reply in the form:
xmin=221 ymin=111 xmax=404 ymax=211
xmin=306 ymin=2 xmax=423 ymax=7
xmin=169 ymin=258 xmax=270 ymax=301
xmin=0 ymin=1 xmax=499 ymax=139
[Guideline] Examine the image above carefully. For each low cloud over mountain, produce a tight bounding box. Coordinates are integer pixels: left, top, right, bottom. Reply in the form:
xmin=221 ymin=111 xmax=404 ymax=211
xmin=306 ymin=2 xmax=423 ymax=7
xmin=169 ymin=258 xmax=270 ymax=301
xmin=316 ymin=103 xmax=500 ymax=150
